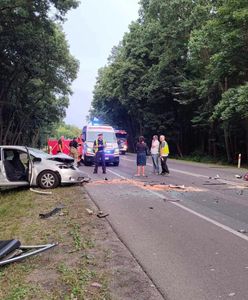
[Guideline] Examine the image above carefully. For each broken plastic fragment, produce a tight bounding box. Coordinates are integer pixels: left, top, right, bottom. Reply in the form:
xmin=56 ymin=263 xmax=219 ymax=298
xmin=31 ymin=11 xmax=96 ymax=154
xmin=86 ymin=208 xmax=94 ymax=215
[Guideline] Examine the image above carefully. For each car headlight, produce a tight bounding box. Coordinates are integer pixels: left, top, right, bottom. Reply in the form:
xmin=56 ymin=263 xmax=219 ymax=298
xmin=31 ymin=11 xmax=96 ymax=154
xmin=114 ymin=148 xmax=119 ymax=154
xmin=87 ymin=147 xmax=94 ymax=153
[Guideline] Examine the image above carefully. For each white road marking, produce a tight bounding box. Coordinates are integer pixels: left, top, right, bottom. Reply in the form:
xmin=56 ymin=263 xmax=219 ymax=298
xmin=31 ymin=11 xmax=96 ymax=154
xmin=107 ymin=168 xmax=248 ymax=242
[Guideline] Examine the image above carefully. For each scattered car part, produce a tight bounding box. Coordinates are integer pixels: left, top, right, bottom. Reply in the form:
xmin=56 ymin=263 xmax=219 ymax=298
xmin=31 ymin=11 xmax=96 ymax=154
xmin=39 ymin=205 xmax=65 ymax=219
xmin=30 ymin=188 xmax=52 ymax=195
xmin=86 ymin=208 xmax=94 ymax=215
xmin=0 ymin=240 xmax=57 ymax=266
xmin=97 ymin=211 xmax=109 ymax=218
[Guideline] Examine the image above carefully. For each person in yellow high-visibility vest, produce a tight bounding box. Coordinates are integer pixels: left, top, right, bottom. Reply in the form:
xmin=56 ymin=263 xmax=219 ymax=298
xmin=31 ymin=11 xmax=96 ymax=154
xmin=159 ymin=135 xmax=170 ymax=175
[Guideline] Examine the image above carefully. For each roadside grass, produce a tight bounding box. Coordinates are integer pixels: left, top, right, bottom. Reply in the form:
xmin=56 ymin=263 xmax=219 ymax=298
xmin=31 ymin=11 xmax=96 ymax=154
xmin=0 ymin=186 xmax=111 ymax=300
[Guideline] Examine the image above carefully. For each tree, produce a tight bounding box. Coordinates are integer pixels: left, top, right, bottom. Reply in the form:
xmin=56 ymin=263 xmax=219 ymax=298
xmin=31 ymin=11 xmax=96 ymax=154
xmin=0 ymin=0 xmax=79 ymax=146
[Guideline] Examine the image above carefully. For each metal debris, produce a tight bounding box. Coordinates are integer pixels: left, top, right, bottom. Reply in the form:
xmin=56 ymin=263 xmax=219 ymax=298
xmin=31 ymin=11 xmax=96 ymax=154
xmin=39 ymin=205 xmax=65 ymax=219
xmin=97 ymin=211 xmax=109 ymax=218
xmin=238 ymin=229 xmax=247 ymax=234
xmin=169 ymin=184 xmax=185 ymax=189
xmin=163 ymin=198 xmax=180 ymax=202
xmin=30 ymin=188 xmax=52 ymax=195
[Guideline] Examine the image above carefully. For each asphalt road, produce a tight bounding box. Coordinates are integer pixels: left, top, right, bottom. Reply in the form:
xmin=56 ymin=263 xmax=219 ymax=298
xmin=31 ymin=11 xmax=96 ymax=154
xmin=82 ymin=154 xmax=248 ymax=300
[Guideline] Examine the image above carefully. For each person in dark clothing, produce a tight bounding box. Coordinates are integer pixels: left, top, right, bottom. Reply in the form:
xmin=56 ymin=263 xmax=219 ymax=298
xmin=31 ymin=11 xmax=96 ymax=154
xmin=93 ymin=133 xmax=106 ymax=174
xmin=135 ymin=136 xmax=148 ymax=177
xmin=69 ymin=137 xmax=78 ymax=166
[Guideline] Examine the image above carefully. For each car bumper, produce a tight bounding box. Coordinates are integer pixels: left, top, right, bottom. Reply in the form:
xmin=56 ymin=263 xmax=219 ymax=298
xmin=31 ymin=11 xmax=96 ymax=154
xmin=58 ymin=168 xmax=86 ymax=184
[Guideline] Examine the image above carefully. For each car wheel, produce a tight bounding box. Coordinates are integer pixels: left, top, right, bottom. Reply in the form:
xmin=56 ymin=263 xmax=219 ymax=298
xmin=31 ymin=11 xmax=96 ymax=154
xmin=37 ymin=171 xmax=59 ymax=189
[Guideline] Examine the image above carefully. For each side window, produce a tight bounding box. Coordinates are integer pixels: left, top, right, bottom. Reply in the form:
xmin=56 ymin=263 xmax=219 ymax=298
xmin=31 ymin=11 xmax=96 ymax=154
xmin=4 ymin=150 xmax=14 ymax=160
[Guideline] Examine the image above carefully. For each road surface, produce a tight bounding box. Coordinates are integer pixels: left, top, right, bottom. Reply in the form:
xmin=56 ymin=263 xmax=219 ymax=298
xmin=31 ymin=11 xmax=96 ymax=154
xmin=82 ymin=154 xmax=248 ymax=300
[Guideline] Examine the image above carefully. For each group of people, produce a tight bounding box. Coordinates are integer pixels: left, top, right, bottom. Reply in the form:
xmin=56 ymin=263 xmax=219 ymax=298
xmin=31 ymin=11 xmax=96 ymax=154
xmin=56 ymin=133 xmax=169 ymax=177
xmin=57 ymin=136 xmax=83 ymax=167
xmin=135 ymin=135 xmax=169 ymax=177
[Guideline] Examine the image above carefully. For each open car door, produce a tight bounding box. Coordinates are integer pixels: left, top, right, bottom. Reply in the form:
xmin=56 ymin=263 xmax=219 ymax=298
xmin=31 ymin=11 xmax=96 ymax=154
xmin=26 ymin=147 xmax=34 ymax=186
xmin=1 ymin=148 xmax=30 ymax=188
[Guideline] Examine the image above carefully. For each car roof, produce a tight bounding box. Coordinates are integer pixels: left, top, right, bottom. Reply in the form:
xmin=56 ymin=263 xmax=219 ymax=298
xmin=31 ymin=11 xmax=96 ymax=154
xmin=0 ymin=145 xmax=27 ymax=151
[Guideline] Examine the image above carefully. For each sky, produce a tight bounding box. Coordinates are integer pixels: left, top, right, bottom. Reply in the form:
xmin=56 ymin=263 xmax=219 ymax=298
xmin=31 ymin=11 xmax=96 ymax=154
xmin=63 ymin=0 xmax=140 ymax=128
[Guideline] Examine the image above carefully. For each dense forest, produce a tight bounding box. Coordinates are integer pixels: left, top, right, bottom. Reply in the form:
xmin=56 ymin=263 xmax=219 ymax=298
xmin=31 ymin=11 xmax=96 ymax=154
xmin=91 ymin=0 xmax=248 ymax=163
xmin=0 ymin=0 xmax=79 ymax=147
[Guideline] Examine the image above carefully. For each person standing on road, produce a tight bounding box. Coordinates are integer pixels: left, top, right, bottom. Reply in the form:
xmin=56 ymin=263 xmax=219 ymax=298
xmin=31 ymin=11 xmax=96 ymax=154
xmin=57 ymin=136 xmax=64 ymax=153
xmin=93 ymin=133 xmax=107 ymax=174
xmin=150 ymin=135 xmax=160 ymax=174
xmin=69 ymin=137 xmax=78 ymax=166
xmin=135 ymin=136 xmax=148 ymax=177
xmin=159 ymin=135 xmax=170 ymax=175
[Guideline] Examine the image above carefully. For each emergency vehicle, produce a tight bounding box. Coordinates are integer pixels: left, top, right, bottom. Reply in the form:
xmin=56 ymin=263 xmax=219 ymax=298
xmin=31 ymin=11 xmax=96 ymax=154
xmin=82 ymin=125 xmax=119 ymax=166
xmin=115 ymin=129 xmax=128 ymax=155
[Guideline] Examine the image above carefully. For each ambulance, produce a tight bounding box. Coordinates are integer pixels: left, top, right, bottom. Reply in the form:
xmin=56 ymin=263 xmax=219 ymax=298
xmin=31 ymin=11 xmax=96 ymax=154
xmin=82 ymin=125 xmax=119 ymax=166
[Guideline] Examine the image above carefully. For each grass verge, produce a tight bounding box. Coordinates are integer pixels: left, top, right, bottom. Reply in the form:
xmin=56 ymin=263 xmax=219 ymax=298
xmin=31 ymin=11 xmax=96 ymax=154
xmin=0 ymin=186 xmax=110 ymax=300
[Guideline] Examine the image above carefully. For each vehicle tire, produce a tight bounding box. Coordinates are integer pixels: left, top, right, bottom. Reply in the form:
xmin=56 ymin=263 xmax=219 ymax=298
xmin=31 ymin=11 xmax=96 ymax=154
xmin=37 ymin=170 xmax=59 ymax=189
xmin=113 ymin=161 xmax=119 ymax=166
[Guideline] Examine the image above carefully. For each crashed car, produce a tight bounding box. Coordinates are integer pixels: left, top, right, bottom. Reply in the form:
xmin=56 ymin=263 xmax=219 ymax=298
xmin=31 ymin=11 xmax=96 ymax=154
xmin=0 ymin=146 xmax=86 ymax=189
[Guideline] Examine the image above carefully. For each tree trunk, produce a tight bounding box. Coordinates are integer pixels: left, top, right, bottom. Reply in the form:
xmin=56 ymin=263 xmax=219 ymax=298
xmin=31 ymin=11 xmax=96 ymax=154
xmin=223 ymin=123 xmax=232 ymax=162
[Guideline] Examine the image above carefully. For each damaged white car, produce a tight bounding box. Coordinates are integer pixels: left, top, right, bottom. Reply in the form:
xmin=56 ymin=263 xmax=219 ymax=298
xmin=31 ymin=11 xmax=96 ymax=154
xmin=0 ymin=146 xmax=86 ymax=189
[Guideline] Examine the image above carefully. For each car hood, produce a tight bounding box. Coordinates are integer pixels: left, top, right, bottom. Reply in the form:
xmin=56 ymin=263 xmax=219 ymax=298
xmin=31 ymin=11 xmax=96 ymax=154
xmin=47 ymin=153 xmax=74 ymax=164
xmin=28 ymin=148 xmax=74 ymax=164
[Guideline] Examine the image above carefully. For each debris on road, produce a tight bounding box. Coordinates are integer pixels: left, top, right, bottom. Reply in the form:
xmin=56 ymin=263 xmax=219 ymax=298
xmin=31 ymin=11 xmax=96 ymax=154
xmin=203 ymin=182 xmax=227 ymax=186
xmin=88 ymin=178 xmax=203 ymax=192
xmin=149 ymin=207 xmax=154 ymax=210
xmin=237 ymin=190 xmax=244 ymax=195
xmin=169 ymin=184 xmax=185 ymax=189
xmin=163 ymin=198 xmax=180 ymax=202
xmin=238 ymin=229 xmax=247 ymax=234
xmin=97 ymin=211 xmax=109 ymax=218
xmin=39 ymin=205 xmax=65 ymax=219
xmin=30 ymin=188 xmax=52 ymax=195
xmin=214 ymin=174 xmax=220 ymax=179
xmin=81 ymin=177 xmax=91 ymax=184
xmin=235 ymin=174 xmax=242 ymax=179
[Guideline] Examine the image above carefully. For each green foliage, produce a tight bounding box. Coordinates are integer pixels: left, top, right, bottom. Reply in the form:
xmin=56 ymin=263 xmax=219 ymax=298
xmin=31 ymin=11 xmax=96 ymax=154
xmin=51 ymin=122 xmax=81 ymax=139
xmin=0 ymin=0 xmax=79 ymax=146
xmin=92 ymin=0 xmax=248 ymax=161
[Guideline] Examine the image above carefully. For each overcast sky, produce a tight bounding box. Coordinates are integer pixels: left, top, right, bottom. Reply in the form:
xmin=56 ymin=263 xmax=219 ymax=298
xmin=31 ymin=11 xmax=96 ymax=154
xmin=63 ymin=0 xmax=140 ymax=128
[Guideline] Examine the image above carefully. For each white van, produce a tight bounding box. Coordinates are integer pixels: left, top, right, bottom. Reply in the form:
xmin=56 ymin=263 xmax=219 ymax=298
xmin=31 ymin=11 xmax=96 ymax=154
xmin=82 ymin=125 xmax=120 ymax=166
